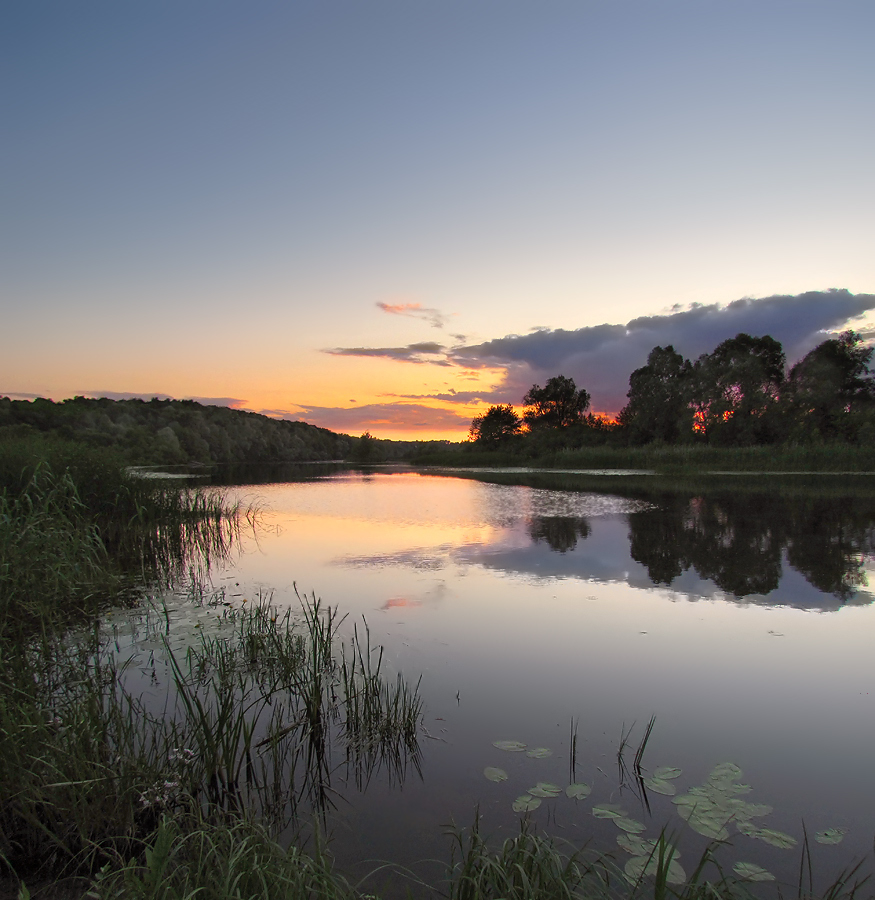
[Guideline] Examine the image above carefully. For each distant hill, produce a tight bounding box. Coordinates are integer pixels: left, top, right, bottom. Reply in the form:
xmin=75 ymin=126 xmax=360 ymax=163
xmin=0 ymin=396 xmax=455 ymax=466
xmin=0 ymin=396 xmax=359 ymax=465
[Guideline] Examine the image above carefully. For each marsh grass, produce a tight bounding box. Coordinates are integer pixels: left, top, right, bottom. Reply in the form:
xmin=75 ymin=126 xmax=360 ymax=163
xmin=0 ymin=586 xmax=424 ymax=883
xmin=0 ymin=434 xmax=243 ymax=633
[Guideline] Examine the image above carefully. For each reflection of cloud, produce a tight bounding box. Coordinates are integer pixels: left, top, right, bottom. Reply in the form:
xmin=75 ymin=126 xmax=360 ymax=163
xmin=377 ymin=301 xmax=448 ymax=328
xmin=336 ymin=547 xmax=449 ymax=570
xmin=293 ymin=403 xmax=471 ymax=434
xmin=381 ymin=596 xmax=424 ymax=610
xmin=451 ymin=290 xmax=875 ymax=412
xmin=324 ymin=342 xmax=450 ymax=365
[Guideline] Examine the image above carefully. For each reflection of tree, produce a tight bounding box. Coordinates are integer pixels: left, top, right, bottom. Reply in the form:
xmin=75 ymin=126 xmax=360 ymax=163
xmin=628 ymin=491 xmax=875 ymax=601
xmin=786 ymin=499 xmax=875 ymax=600
xmin=528 ymin=516 xmax=591 ymax=553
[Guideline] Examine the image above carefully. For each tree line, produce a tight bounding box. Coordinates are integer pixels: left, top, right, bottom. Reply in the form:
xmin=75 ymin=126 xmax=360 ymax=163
xmin=468 ymin=330 xmax=875 ymax=449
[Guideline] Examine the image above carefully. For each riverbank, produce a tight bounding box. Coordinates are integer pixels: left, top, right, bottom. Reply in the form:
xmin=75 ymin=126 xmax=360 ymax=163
xmin=410 ymin=441 xmax=875 ymax=474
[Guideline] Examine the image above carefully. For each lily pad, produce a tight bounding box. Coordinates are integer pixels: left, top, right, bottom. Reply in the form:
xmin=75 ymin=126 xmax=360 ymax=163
xmin=653 ymin=766 xmax=683 ymax=780
xmin=709 ymin=762 xmax=743 ymax=781
xmin=525 ymin=747 xmax=553 ymax=758
xmin=754 ymin=828 xmax=797 ymax=849
xmin=815 ymin=827 xmax=848 ymax=845
xmin=529 ymin=782 xmax=562 ymax=798
xmin=483 ymin=767 xmax=508 ymax=783
xmin=615 ymin=817 xmax=647 ymax=834
xmin=592 ymin=803 xmax=625 ymax=819
xmin=643 ymin=777 xmax=677 ymax=796
xmin=687 ymin=815 xmax=729 ymax=841
xmin=617 ymin=834 xmax=659 ymax=856
xmin=733 ymin=862 xmax=775 ymax=882
xmin=512 ymin=795 xmax=541 ymax=812
xmin=493 ymin=740 xmax=527 ymax=752
xmin=565 ymin=783 xmax=591 ymax=800
xmin=625 ymin=856 xmax=686 ymax=885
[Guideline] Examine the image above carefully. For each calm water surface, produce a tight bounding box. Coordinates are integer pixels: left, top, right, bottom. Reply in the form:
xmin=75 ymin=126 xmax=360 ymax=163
xmin=149 ymin=467 xmax=875 ymax=888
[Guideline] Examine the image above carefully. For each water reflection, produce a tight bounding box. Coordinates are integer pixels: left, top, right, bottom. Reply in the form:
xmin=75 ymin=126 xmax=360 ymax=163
xmin=628 ymin=491 xmax=874 ymax=602
xmin=322 ymin=470 xmax=875 ymax=610
xmin=528 ymin=515 xmax=591 ymax=552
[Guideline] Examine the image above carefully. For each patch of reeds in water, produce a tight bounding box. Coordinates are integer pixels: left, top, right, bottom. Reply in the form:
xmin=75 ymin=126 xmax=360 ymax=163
xmin=0 ymin=588 xmax=423 ymax=884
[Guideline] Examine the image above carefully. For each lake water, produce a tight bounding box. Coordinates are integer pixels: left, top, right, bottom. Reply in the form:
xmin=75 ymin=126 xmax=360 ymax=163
xmin=136 ymin=466 xmax=875 ymax=890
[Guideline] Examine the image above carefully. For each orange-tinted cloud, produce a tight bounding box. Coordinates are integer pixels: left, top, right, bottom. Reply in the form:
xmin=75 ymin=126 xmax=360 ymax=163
xmin=376 ymin=301 xmax=448 ymax=328
xmin=287 ymin=401 xmax=472 ymax=435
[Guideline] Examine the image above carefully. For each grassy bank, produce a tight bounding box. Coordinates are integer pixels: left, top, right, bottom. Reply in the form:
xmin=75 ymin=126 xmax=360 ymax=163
xmin=411 ymin=442 xmax=875 ymax=473
xmin=1 ymin=436 xmax=871 ymax=900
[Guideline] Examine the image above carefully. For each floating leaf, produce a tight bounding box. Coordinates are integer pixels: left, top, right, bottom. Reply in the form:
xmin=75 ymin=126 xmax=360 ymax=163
xmin=529 ymin=782 xmax=562 ymax=798
xmin=625 ymin=856 xmax=686 ymax=885
xmin=566 ymin=783 xmax=591 ymax=800
xmin=653 ymin=766 xmax=683 ymax=780
xmin=526 ymin=747 xmax=553 ymax=759
xmin=592 ymin=803 xmax=625 ymax=819
xmin=815 ymin=827 xmax=848 ymax=845
xmin=687 ymin=815 xmax=729 ymax=841
xmin=736 ymin=821 xmax=761 ymax=837
xmin=493 ymin=740 xmax=527 ymax=752
xmin=754 ymin=828 xmax=797 ymax=849
xmin=709 ymin=762 xmax=743 ymax=781
xmin=735 ymin=802 xmax=773 ymax=819
xmin=617 ymin=834 xmax=658 ymax=856
xmin=734 ymin=862 xmax=775 ymax=882
xmin=483 ymin=767 xmax=508 ymax=783
xmin=644 ymin=777 xmax=677 ymax=796
xmin=615 ymin=817 xmax=647 ymax=834
xmin=512 ymin=795 xmax=541 ymax=812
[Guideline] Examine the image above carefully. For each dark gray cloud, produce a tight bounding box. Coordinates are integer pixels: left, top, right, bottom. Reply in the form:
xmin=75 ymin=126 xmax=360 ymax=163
xmin=325 ymin=342 xmax=450 ymax=365
xmin=451 ymin=290 xmax=875 ymax=412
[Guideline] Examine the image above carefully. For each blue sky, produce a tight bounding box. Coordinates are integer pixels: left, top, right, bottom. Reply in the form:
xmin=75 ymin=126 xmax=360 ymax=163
xmin=2 ymin=1 xmax=873 ymax=437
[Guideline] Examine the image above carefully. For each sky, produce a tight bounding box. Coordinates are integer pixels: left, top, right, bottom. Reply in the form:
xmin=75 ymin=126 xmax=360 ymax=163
xmin=2 ymin=1 xmax=874 ymax=440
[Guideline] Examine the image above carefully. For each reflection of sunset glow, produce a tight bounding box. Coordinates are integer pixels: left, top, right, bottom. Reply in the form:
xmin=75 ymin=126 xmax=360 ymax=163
xmin=382 ymin=597 xmax=423 ymax=610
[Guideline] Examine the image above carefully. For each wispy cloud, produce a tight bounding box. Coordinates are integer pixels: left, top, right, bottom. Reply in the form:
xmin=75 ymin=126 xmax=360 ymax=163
xmin=324 ymin=342 xmax=451 ymax=365
xmin=287 ymin=402 xmax=471 ymax=434
xmin=450 ymin=290 xmax=875 ymax=413
xmin=376 ymin=301 xmax=448 ymax=328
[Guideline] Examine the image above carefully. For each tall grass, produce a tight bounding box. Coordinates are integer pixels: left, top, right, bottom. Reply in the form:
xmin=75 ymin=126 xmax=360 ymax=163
xmin=0 ymin=589 xmax=424 ymax=882
xmin=0 ymin=434 xmax=241 ymax=632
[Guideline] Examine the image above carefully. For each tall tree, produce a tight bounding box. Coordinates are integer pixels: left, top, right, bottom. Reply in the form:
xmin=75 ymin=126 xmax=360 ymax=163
xmin=786 ymin=330 xmax=875 ymax=440
xmin=690 ymin=333 xmax=785 ymax=444
xmin=468 ymin=404 xmax=523 ymax=447
xmin=619 ymin=345 xmax=691 ymax=444
xmin=522 ymin=376 xmax=590 ymax=429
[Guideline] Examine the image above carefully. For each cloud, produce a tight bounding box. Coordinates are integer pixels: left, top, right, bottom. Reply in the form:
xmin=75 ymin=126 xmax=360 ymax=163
xmin=450 ymin=290 xmax=875 ymax=413
xmin=288 ymin=402 xmax=472 ymax=434
xmin=377 ymin=301 xmax=448 ymax=328
xmin=324 ymin=342 xmax=451 ymax=365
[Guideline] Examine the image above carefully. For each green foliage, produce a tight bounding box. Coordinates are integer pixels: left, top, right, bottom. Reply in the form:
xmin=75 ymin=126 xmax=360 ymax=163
xmin=620 ymin=346 xmax=692 ymax=444
xmin=0 ymin=396 xmax=353 ymax=466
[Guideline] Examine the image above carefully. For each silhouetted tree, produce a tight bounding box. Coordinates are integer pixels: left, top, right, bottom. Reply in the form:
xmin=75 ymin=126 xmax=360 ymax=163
xmin=785 ymin=330 xmax=875 ymax=441
xmin=689 ymin=333 xmax=785 ymax=444
xmin=619 ymin=345 xmax=692 ymax=444
xmin=468 ymin=405 xmax=523 ymax=447
xmin=522 ymin=376 xmax=590 ymax=430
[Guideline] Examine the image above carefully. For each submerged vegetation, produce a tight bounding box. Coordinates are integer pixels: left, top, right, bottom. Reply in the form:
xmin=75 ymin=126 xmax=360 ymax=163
xmin=1 ymin=434 xmax=872 ymax=899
